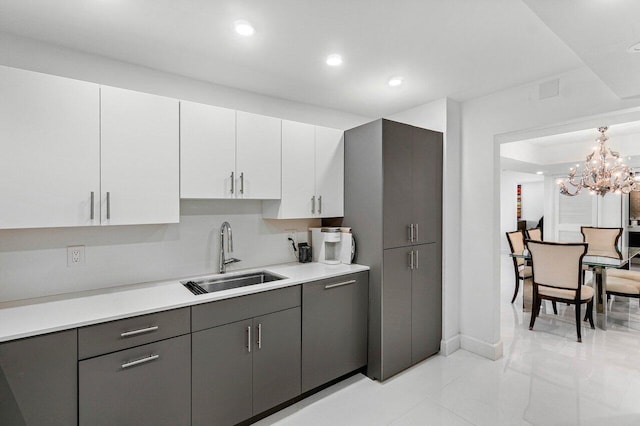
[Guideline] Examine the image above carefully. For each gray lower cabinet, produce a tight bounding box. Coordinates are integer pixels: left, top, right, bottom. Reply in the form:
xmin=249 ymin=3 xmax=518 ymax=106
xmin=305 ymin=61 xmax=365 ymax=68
xmin=78 ymin=334 xmax=191 ymax=426
xmin=252 ymin=307 xmax=302 ymax=413
xmin=301 ymin=271 xmax=369 ymax=392
xmin=192 ymin=291 xmax=301 ymax=426
xmin=0 ymin=330 xmax=77 ymax=426
xmin=192 ymin=319 xmax=253 ymax=426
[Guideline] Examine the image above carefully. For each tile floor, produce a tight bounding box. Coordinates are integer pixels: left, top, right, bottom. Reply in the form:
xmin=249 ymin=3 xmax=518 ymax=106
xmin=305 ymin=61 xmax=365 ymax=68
xmin=255 ymin=255 xmax=640 ymax=425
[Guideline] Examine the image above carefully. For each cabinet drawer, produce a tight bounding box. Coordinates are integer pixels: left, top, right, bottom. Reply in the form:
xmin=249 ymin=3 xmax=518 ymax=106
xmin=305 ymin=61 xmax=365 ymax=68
xmin=302 ymin=271 xmax=368 ymax=392
xmin=78 ymin=307 xmax=190 ymax=359
xmin=192 ymin=285 xmax=300 ymax=332
xmin=79 ymin=334 xmax=191 ymax=426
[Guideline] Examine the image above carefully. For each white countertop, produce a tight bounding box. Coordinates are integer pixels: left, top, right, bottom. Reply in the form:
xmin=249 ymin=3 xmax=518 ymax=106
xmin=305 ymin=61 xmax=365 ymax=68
xmin=0 ymin=262 xmax=369 ymax=343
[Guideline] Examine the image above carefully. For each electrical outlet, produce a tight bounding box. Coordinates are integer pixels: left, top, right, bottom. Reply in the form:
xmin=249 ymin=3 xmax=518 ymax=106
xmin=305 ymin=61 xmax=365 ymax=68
xmin=285 ymin=229 xmax=297 ymax=248
xmin=67 ymin=245 xmax=85 ymax=267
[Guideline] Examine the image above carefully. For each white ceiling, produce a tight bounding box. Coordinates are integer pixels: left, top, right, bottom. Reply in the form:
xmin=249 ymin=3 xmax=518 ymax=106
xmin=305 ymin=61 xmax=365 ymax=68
xmin=524 ymin=0 xmax=640 ymax=100
xmin=0 ymin=0 xmax=586 ymax=117
xmin=500 ymin=121 xmax=640 ymax=176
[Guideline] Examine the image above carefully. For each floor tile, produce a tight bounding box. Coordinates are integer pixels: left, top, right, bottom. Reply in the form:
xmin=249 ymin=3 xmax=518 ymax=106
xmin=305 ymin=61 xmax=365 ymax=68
xmin=256 ymin=256 xmax=640 ymax=425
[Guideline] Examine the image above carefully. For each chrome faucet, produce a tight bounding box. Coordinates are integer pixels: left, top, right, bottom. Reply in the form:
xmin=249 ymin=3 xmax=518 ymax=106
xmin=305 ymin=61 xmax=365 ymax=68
xmin=219 ymin=221 xmax=241 ymax=273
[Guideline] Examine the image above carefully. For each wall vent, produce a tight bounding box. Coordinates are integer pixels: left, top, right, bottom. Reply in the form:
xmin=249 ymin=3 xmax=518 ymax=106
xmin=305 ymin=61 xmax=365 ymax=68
xmin=538 ymin=79 xmax=560 ymax=99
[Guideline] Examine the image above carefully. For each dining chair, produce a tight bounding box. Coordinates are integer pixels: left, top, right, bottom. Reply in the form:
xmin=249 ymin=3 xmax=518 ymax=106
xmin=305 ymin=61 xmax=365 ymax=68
xmin=526 ymin=228 xmax=542 ymax=241
xmin=580 ymin=226 xmax=640 ymax=304
xmin=580 ymin=226 xmax=622 ymax=259
xmin=506 ymin=230 xmax=531 ymax=304
xmin=526 ymin=240 xmax=594 ymax=342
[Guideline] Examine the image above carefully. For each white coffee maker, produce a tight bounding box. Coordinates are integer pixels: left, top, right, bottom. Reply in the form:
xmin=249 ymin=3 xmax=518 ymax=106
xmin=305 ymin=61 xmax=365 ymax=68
xmin=310 ymin=227 xmax=354 ymax=264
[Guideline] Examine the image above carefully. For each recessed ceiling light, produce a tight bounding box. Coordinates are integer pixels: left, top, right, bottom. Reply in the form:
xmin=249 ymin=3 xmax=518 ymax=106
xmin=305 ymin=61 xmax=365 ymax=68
xmin=234 ymin=20 xmax=255 ymax=36
xmin=628 ymin=42 xmax=640 ymax=53
xmin=388 ymin=76 xmax=403 ymax=87
xmin=536 ymin=171 xmax=544 ymax=175
xmin=326 ymin=54 xmax=343 ymax=67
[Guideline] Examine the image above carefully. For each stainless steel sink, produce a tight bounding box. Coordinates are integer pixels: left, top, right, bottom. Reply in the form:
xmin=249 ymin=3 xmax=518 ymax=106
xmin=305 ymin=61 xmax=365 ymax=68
xmin=182 ymin=271 xmax=285 ymax=295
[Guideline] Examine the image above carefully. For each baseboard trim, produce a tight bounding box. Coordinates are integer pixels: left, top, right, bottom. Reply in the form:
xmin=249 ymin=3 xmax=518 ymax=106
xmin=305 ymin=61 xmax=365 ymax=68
xmin=460 ymin=334 xmax=503 ymax=360
xmin=440 ymin=334 xmax=461 ymax=356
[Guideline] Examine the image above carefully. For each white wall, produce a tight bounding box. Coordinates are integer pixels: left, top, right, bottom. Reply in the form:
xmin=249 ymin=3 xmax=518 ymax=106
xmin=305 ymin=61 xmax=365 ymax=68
xmin=0 ymin=200 xmax=318 ymax=302
xmin=461 ymin=65 xmax=640 ymax=359
xmin=0 ymin=34 xmax=369 ymax=303
xmin=387 ymin=98 xmax=463 ymax=356
xmin=500 ymin=171 xmax=543 ymax=252
xmin=521 ymin=181 xmax=544 ymax=225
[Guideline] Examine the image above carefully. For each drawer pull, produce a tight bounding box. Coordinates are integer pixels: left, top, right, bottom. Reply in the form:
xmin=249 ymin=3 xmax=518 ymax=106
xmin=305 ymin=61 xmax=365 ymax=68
xmin=324 ymin=279 xmax=356 ymax=289
xmin=121 ymin=354 xmax=159 ymax=369
xmin=120 ymin=325 xmax=159 ymax=338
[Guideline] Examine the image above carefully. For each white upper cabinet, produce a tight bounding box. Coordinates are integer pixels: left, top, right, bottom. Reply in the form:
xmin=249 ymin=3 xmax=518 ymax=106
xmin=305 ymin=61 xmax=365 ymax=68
xmin=180 ymin=101 xmax=236 ymax=198
xmin=263 ymin=121 xmax=344 ymax=219
xmin=236 ymin=111 xmax=282 ymax=199
xmin=101 ymin=86 xmax=179 ymax=225
xmin=180 ymin=107 xmax=281 ymax=200
xmin=0 ymin=66 xmax=100 ymax=229
xmin=275 ymin=120 xmax=316 ymax=218
xmin=315 ymin=126 xmax=344 ymax=218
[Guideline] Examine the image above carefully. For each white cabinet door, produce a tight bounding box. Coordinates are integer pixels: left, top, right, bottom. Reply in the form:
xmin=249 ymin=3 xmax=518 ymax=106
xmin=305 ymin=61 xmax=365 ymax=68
xmin=236 ymin=112 xmax=281 ymax=199
xmin=180 ymin=101 xmax=236 ymax=199
xmin=277 ymin=120 xmax=316 ymax=218
xmin=0 ymin=66 xmax=100 ymax=229
xmin=101 ymin=86 xmax=179 ymax=225
xmin=315 ymin=126 xmax=344 ymax=218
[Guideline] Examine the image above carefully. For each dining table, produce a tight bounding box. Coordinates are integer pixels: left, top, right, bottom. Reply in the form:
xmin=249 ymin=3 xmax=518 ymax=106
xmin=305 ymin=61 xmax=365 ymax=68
xmin=511 ymin=246 xmax=640 ymax=330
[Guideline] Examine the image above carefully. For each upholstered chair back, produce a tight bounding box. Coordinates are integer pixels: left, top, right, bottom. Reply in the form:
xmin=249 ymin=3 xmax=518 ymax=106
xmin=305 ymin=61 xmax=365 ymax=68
xmin=527 ymin=228 xmax=542 ymax=241
xmin=527 ymin=241 xmax=587 ymax=290
xmin=580 ymin=227 xmax=622 ymax=259
xmin=506 ymin=230 xmax=525 ymax=267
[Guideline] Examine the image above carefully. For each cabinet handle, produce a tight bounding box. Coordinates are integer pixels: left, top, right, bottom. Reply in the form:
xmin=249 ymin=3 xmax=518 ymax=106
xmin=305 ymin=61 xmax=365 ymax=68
xmin=247 ymin=326 xmax=251 ymax=353
xmin=324 ymin=279 xmax=356 ymax=289
xmin=415 ymin=249 xmax=419 ymax=269
xmin=106 ymin=192 xmax=111 ymax=220
xmin=408 ymin=251 xmax=414 ymax=270
xmin=257 ymin=323 xmax=262 ymax=349
xmin=408 ymin=224 xmax=414 ymax=242
xmin=311 ymin=196 xmax=316 ymax=214
xmin=121 ymin=354 xmax=159 ymax=369
xmin=415 ymin=224 xmax=419 ymax=242
xmin=90 ymin=191 xmax=95 ymax=220
xmin=240 ymin=172 xmax=244 ymax=194
xmin=230 ymin=171 xmax=235 ymax=194
xmin=120 ymin=325 xmax=159 ymax=338
xmin=318 ymin=195 xmax=322 ymax=214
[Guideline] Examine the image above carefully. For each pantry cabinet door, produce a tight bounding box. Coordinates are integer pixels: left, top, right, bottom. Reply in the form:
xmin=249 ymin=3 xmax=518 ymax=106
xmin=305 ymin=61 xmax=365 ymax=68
xmin=0 ymin=66 xmax=100 ymax=229
xmin=100 ymin=86 xmax=179 ymax=225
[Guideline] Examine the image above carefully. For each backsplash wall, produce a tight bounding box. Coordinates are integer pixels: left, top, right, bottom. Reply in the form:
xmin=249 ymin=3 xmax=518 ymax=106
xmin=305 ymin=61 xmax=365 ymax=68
xmin=0 ymin=200 xmax=318 ymax=303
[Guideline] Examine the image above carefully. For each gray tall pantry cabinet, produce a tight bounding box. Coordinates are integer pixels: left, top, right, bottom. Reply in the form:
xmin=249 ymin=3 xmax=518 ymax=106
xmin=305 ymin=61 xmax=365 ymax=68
xmin=344 ymin=119 xmax=442 ymax=381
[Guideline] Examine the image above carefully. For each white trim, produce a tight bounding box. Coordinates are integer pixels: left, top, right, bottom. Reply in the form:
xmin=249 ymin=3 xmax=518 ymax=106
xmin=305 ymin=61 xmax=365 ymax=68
xmin=440 ymin=334 xmax=461 ymax=356
xmin=460 ymin=334 xmax=503 ymax=360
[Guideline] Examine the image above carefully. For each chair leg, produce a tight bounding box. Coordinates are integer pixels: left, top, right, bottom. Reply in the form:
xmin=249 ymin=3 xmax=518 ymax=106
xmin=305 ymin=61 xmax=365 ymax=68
xmin=511 ymin=278 xmax=520 ymax=304
xmin=552 ymin=301 xmax=558 ymax=315
xmin=529 ymin=293 xmax=538 ymax=330
xmin=587 ymin=299 xmax=595 ymax=329
xmin=575 ymin=302 xmax=582 ymax=343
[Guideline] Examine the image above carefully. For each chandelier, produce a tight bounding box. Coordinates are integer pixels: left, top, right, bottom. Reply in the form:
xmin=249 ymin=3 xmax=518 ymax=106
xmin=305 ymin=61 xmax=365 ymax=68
xmin=559 ymin=126 xmax=637 ymax=197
